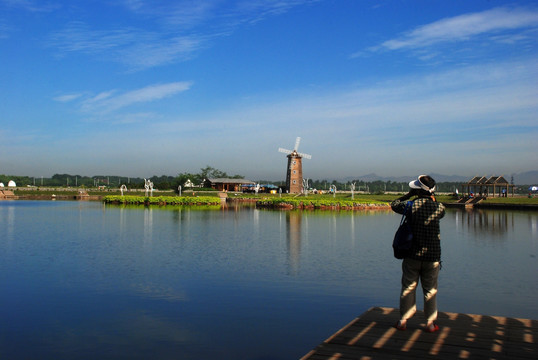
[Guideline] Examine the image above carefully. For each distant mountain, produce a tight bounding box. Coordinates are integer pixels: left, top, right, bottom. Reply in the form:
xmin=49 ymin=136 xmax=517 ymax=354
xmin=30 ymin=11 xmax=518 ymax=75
xmin=514 ymin=171 xmax=538 ymax=184
xmin=342 ymin=171 xmax=538 ymax=185
xmin=342 ymin=173 xmax=468 ymax=183
xmin=429 ymin=173 xmax=471 ymax=183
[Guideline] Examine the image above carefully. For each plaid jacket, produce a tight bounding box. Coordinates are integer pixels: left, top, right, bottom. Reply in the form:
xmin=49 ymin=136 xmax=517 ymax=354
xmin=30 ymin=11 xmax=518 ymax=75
xmin=391 ymin=197 xmax=446 ymax=262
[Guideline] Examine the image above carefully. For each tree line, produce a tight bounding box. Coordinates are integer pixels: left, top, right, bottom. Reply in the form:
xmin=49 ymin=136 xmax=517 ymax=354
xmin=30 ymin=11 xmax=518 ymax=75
xmin=0 ymin=167 xmax=529 ymax=194
xmin=0 ymin=166 xmax=243 ymax=191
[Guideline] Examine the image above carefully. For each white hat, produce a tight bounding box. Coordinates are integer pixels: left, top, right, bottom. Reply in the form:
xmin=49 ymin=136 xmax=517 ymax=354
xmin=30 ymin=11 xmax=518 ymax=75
xmin=409 ymin=175 xmax=436 ymax=193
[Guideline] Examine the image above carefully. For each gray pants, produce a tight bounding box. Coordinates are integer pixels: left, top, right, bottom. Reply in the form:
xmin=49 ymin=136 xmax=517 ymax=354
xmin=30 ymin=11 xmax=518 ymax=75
xmin=400 ymin=258 xmax=440 ymax=323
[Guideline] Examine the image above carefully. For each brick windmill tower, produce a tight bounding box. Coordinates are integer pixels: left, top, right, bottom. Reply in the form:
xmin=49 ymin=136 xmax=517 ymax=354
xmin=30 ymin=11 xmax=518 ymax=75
xmin=278 ymin=137 xmax=312 ymax=194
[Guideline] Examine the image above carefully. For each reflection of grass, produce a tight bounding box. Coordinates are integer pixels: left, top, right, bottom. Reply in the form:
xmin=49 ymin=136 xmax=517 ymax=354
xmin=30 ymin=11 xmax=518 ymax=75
xmin=105 ymin=203 xmax=221 ymax=211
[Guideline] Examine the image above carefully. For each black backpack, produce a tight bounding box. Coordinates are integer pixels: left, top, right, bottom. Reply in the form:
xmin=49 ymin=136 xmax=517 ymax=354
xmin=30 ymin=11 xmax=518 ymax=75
xmin=393 ymin=201 xmax=413 ymax=259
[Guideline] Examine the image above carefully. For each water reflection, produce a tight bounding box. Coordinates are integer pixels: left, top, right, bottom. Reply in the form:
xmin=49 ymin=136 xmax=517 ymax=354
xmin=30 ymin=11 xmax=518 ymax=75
xmin=1 ymin=201 xmax=536 ymax=360
xmin=143 ymin=207 xmax=153 ymax=246
xmin=530 ymin=213 xmax=538 ymax=238
xmin=286 ymin=211 xmax=302 ymax=275
xmin=455 ymin=208 xmax=514 ymax=237
xmin=5 ymin=204 xmax=15 ymax=245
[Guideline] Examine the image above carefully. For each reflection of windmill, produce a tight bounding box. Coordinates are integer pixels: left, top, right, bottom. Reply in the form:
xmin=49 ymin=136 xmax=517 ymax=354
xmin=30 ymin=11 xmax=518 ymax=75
xmin=278 ymin=137 xmax=312 ymax=194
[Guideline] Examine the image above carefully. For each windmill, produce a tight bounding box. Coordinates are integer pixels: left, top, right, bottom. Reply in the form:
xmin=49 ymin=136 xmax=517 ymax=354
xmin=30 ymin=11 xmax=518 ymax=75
xmin=278 ymin=137 xmax=312 ymax=194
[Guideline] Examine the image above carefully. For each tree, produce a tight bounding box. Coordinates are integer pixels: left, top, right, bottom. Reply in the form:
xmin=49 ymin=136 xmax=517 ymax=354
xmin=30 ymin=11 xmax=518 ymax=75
xmin=173 ymin=172 xmax=201 ymax=193
xmin=0 ymin=175 xmax=32 ymax=187
xmin=199 ymin=166 xmax=226 ymax=179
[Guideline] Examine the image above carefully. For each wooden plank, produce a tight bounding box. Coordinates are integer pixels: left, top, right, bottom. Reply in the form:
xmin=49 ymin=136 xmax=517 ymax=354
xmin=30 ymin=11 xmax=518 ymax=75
xmin=301 ymin=307 xmax=538 ymax=360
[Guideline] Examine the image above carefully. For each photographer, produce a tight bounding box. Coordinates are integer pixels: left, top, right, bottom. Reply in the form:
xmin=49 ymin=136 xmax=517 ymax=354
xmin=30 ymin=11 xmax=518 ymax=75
xmin=391 ymin=175 xmax=446 ymax=333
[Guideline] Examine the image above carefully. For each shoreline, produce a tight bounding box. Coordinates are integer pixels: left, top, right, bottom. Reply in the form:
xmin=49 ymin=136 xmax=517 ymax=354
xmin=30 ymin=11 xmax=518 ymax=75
xmin=3 ymin=193 xmax=538 ymax=211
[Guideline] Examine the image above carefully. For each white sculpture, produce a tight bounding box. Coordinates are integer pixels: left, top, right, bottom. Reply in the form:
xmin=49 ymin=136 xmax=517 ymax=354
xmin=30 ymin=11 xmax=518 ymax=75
xmin=144 ymin=179 xmax=154 ymax=197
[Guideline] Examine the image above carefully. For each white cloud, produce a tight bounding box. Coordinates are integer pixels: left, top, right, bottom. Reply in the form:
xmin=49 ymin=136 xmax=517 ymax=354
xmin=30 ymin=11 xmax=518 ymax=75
xmin=120 ymin=0 xmax=318 ymax=27
xmin=81 ymin=82 xmax=193 ymax=113
xmin=375 ymin=7 xmax=538 ymax=51
xmin=48 ymin=21 xmax=208 ymax=69
xmin=28 ymin=57 xmax=538 ymax=179
xmin=0 ymin=21 xmax=10 ymax=39
xmin=49 ymin=21 xmax=138 ymax=53
xmin=130 ymin=1 xmax=219 ymax=29
xmin=9 ymin=58 xmax=537 ymax=178
xmin=80 ymin=91 xmax=116 ymax=111
xmin=47 ymin=1 xmax=318 ymax=70
xmin=140 ymin=58 xmax=536 ymax=177
xmin=0 ymin=0 xmax=57 ymax=12
xmin=87 ymin=91 xmax=116 ymax=103
xmin=230 ymin=0 xmax=319 ymax=24
xmin=53 ymin=93 xmax=82 ymax=102
xmin=120 ymin=35 xmax=206 ymax=69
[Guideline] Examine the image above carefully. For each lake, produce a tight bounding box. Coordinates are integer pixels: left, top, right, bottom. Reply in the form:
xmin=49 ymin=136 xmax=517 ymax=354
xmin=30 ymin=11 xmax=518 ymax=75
xmin=0 ymin=200 xmax=536 ymax=359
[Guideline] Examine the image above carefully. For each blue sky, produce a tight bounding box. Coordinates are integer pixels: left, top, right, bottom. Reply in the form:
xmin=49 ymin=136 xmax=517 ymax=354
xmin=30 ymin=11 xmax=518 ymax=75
xmin=1 ymin=0 xmax=537 ymax=180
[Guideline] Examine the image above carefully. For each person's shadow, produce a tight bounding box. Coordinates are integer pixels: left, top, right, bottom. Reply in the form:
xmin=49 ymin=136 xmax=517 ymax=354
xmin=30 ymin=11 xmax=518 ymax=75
xmin=301 ymin=307 xmax=537 ymax=359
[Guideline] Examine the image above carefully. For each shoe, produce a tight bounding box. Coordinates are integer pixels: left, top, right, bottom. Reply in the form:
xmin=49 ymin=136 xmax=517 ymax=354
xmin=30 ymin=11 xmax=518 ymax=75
xmin=393 ymin=321 xmax=406 ymax=331
xmin=425 ymin=323 xmax=439 ymax=333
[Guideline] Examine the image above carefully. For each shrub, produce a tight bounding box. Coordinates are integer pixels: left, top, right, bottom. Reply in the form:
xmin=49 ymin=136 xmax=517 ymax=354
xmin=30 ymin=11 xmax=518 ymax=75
xmin=103 ymin=195 xmax=221 ymax=206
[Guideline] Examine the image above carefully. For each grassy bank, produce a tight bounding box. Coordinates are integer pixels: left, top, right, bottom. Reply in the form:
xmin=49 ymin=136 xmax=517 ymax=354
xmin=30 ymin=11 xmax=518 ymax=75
xmin=103 ymin=195 xmax=222 ymax=206
xmin=248 ymin=193 xmax=538 ymax=209
xmin=255 ymin=196 xmax=389 ymax=209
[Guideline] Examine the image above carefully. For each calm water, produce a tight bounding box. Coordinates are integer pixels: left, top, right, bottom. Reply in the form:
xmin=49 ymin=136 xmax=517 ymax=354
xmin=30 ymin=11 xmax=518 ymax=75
xmin=0 ymin=200 xmax=536 ymax=359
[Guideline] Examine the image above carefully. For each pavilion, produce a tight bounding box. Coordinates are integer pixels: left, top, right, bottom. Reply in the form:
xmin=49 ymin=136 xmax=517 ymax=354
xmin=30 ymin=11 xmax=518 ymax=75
xmin=461 ymin=175 xmax=515 ymax=197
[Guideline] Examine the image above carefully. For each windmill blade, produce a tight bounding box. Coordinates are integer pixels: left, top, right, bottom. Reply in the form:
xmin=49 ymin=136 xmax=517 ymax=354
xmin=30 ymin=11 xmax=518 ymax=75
xmin=298 ymin=152 xmax=312 ymax=159
xmin=294 ymin=137 xmax=301 ymax=151
xmin=278 ymin=148 xmax=292 ymax=154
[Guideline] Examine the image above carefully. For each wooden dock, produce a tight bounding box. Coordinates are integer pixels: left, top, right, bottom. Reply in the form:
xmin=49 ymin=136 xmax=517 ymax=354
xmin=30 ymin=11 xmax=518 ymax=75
xmin=301 ymin=307 xmax=537 ymax=359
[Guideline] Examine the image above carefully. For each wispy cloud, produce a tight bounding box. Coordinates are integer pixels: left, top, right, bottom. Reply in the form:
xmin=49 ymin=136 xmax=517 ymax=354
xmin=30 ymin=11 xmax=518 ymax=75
xmin=229 ymin=0 xmax=320 ymax=24
xmin=119 ymin=35 xmax=206 ymax=69
xmin=244 ymin=59 xmax=537 ymax=176
xmin=0 ymin=0 xmax=58 ymax=12
xmin=53 ymin=93 xmax=83 ymax=102
xmin=48 ymin=21 xmax=207 ymax=69
xmin=0 ymin=21 xmax=10 ymax=39
xmin=359 ymin=7 xmax=538 ymax=56
xmin=80 ymin=81 xmax=192 ymax=113
xmin=185 ymin=58 xmax=538 ymax=153
xmin=0 ymin=0 xmax=56 ymax=38
xmin=120 ymin=0 xmax=318 ymax=27
xmin=121 ymin=0 xmax=220 ymax=29
xmin=47 ymin=0 xmax=318 ymax=70
xmin=49 ymin=21 xmax=139 ymax=53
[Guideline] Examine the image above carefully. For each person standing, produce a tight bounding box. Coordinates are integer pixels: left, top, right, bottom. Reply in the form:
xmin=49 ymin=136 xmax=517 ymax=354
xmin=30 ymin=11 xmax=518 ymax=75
xmin=391 ymin=175 xmax=446 ymax=333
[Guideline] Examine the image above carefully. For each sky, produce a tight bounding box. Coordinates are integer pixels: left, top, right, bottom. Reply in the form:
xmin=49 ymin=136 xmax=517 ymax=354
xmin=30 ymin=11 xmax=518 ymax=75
xmin=1 ymin=0 xmax=537 ymax=181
